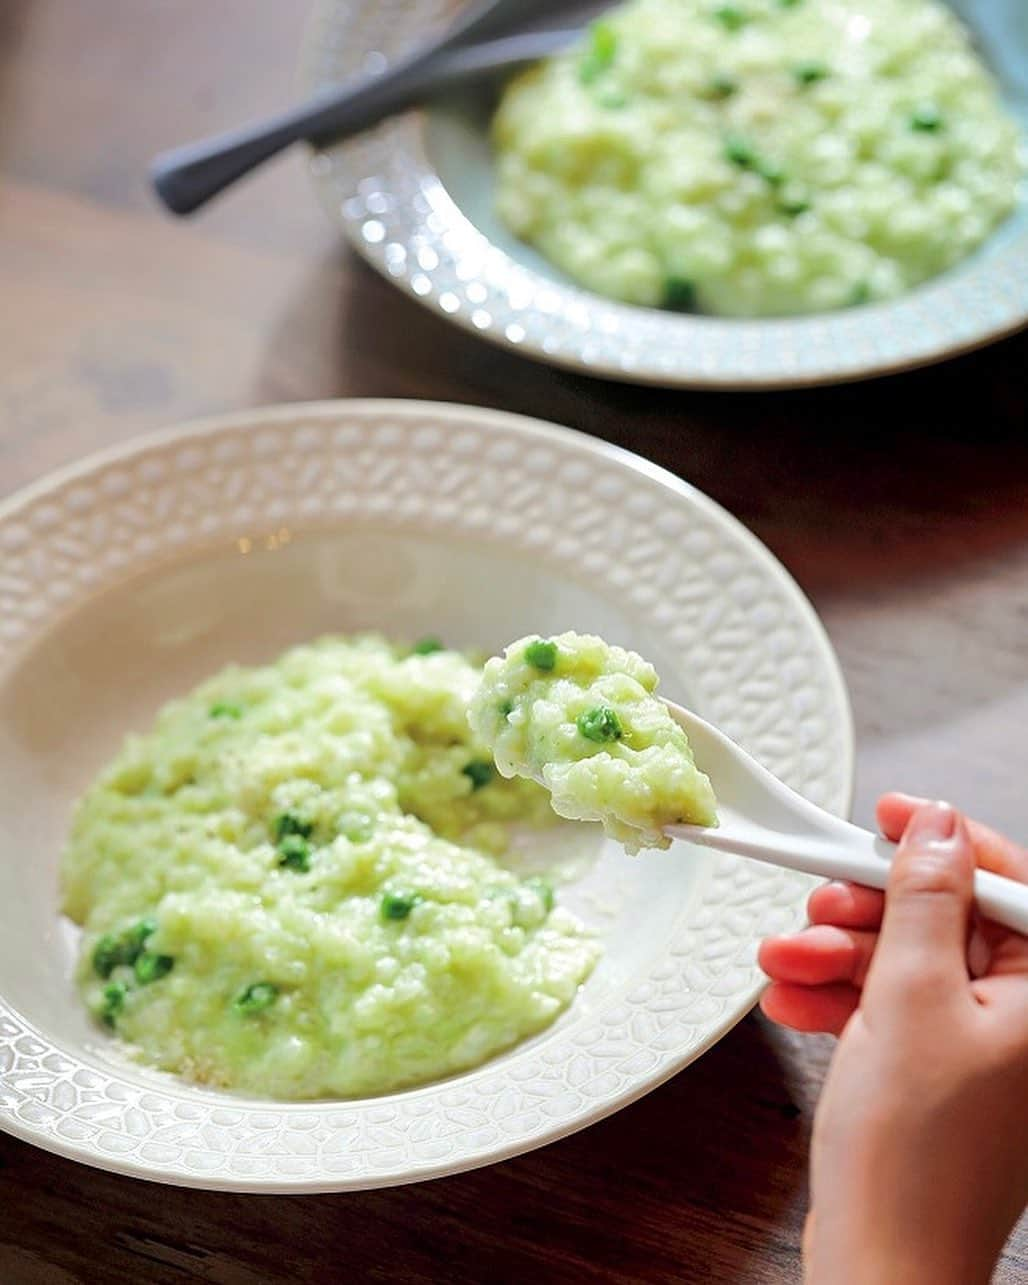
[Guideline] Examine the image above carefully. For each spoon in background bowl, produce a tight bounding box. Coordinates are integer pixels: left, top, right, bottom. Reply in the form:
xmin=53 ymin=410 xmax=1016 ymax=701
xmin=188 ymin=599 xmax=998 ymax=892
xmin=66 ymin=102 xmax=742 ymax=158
xmin=151 ymin=0 xmax=600 ymax=215
xmin=663 ymin=699 xmax=1028 ymax=936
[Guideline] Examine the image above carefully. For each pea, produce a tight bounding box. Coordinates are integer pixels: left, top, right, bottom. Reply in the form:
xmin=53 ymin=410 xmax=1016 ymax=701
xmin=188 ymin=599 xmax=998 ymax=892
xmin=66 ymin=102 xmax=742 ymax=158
xmin=713 ymin=5 xmax=747 ymax=31
xmin=381 ymin=892 xmax=422 ymax=921
xmin=209 ymin=702 xmax=243 ymax=719
xmin=134 ymin=952 xmax=174 ymax=985
xmin=278 ymin=834 xmax=311 ymax=872
xmin=793 ymin=61 xmax=828 ymax=86
xmin=663 ymin=277 xmax=697 ymax=312
xmin=724 ymin=133 xmax=758 ymax=169
xmin=577 ymin=707 xmax=623 ymax=743
xmin=274 ymin=812 xmax=313 ymax=841
xmin=778 ymin=193 xmax=811 ymax=216
xmin=524 ymin=639 xmax=558 ymax=671
xmin=92 ymin=934 xmax=123 ymax=980
xmin=703 ymin=74 xmax=738 ymax=101
xmin=579 ymin=19 xmax=618 ymax=84
xmin=234 ymin=982 xmax=278 ymax=1015
xmin=100 ymin=981 xmax=128 ymax=1028
xmin=92 ymin=917 xmax=157 ymax=978
xmin=525 ymin=877 xmax=555 ymax=914
xmin=910 ymin=104 xmax=944 ymax=132
xmin=462 ymin=760 xmax=495 ymax=791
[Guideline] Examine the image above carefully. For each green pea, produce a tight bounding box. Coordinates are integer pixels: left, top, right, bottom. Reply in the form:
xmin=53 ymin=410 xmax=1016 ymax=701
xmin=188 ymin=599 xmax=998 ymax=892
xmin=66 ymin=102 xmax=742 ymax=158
xmin=524 ymin=639 xmax=558 ymax=671
xmin=278 ymin=834 xmax=311 ymax=872
xmin=209 ymin=702 xmax=243 ymax=719
xmin=462 ymin=760 xmax=495 ymax=791
xmin=724 ymin=133 xmax=758 ymax=169
xmin=579 ymin=19 xmax=618 ymax=83
xmin=756 ymin=157 xmax=785 ymax=186
xmin=92 ymin=918 xmax=157 ymax=978
xmin=577 ymin=706 xmax=623 ymax=743
xmin=703 ymin=74 xmax=738 ymax=101
xmin=411 ymin=637 xmax=444 ymax=655
xmin=100 ymin=981 xmax=128 ymax=1028
xmin=134 ymin=952 xmax=174 ymax=985
xmin=131 ymin=917 xmax=158 ymax=947
xmin=793 ymin=61 xmax=828 ymax=86
xmin=713 ymin=5 xmax=747 ymax=31
xmin=663 ymin=277 xmax=697 ymax=312
xmin=234 ymin=982 xmax=278 ymax=1014
xmin=92 ymin=934 xmax=123 ymax=980
xmin=381 ymin=892 xmax=422 ymax=921
xmin=274 ymin=812 xmax=313 ymax=841
xmin=525 ymin=877 xmax=555 ymax=914
xmin=778 ymin=193 xmax=811 ymax=216
xmin=909 ymin=103 xmax=943 ymax=132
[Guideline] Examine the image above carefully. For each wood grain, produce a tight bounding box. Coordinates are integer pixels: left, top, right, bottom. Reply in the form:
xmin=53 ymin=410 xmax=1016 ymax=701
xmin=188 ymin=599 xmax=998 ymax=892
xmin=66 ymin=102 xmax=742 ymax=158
xmin=1 ymin=3 xmax=1026 ymax=1281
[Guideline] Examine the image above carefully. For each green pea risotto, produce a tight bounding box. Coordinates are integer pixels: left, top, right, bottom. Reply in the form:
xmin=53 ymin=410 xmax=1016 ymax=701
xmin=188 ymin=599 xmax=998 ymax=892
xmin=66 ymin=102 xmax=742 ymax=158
xmin=469 ymin=633 xmax=717 ymax=853
xmin=61 ymin=636 xmax=599 ymax=1099
xmin=492 ymin=0 xmax=1022 ymax=315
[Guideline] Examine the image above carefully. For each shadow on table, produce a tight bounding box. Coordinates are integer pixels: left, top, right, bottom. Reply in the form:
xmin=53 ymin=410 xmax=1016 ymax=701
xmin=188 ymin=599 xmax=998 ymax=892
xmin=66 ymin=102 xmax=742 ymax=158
xmin=0 ymin=1016 xmax=811 ymax=1285
xmin=255 ymin=248 xmax=1028 ymax=599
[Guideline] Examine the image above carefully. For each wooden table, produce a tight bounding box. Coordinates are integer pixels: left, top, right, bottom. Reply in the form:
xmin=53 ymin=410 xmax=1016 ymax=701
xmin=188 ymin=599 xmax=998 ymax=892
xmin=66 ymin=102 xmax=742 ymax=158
xmin=1 ymin=3 xmax=1026 ymax=1280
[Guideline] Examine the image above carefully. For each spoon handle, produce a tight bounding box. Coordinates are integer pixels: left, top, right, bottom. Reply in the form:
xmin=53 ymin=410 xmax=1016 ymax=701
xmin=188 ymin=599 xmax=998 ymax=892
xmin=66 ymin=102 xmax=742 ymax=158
xmin=670 ymin=823 xmax=1028 ymax=936
xmin=151 ymin=52 xmax=440 ymax=216
xmin=151 ymin=26 xmax=575 ymax=216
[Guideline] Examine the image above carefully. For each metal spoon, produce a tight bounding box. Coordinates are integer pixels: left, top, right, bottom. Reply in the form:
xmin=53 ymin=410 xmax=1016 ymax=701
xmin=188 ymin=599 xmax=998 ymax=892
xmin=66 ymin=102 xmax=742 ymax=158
xmin=151 ymin=17 xmax=581 ymax=216
xmin=663 ymin=700 xmax=1028 ymax=935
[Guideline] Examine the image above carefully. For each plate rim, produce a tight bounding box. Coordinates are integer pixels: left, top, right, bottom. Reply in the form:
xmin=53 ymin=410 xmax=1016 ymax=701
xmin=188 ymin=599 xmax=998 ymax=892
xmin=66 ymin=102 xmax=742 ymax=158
xmin=0 ymin=398 xmax=854 ymax=1190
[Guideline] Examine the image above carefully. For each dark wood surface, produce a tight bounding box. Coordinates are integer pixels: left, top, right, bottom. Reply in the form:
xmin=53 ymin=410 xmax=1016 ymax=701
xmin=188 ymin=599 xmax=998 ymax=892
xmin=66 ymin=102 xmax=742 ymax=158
xmin=1 ymin=3 xmax=1026 ymax=1281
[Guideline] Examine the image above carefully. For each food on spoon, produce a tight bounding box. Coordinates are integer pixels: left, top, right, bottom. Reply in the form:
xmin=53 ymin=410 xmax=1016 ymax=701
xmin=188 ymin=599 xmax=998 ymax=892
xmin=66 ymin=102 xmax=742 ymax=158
xmin=469 ymin=632 xmax=717 ymax=853
xmin=61 ymin=635 xmax=598 ymax=1100
xmin=492 ymin=0 xmax=1021 ymax=316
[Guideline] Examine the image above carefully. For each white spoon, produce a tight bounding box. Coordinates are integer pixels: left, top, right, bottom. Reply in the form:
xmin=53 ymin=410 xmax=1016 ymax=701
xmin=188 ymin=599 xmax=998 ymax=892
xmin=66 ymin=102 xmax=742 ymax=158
xmin=662 ymin=700 xmax=1028 ymax=936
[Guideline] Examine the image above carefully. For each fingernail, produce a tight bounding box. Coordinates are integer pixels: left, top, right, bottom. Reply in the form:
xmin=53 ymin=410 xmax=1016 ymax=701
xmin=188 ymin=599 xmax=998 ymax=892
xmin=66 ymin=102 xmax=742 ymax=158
xmin=904 ymin=801 xmax=957 ymax=845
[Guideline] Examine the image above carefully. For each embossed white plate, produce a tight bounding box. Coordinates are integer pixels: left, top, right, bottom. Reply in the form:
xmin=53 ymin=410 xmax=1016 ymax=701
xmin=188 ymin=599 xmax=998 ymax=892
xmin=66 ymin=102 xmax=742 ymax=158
xmin=300 ymin=0 xmax=1028 ymax=388
xmin=0 ymin=400 xmax=852 ymax=1190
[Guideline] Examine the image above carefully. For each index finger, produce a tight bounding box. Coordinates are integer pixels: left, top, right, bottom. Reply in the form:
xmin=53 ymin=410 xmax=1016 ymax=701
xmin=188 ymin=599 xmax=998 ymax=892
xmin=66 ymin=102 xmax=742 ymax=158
xmin=877 ymin=793 xmax=1028 ymax=883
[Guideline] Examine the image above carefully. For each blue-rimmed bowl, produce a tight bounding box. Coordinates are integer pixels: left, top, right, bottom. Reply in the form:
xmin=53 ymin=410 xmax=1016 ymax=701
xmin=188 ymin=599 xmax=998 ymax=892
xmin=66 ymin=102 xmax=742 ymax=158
xmin=301 ymin=0 xmax=1028 ymax=388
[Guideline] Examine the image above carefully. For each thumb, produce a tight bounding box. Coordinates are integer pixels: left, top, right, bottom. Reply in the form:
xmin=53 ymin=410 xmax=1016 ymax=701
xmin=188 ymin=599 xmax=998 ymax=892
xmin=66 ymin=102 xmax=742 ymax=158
xmin=867 ymin=802 xmax=975 ymax=1002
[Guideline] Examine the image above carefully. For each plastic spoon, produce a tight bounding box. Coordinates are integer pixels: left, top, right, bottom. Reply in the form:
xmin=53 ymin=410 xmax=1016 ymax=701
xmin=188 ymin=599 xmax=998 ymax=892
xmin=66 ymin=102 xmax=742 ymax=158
xmin=662 ymin=700 xmax=1028 ymax=935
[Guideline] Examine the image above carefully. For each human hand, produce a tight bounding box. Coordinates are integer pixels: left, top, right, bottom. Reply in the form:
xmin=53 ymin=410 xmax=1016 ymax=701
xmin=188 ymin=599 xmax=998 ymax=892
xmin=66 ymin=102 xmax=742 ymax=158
xmin=760 ymin=797 xmax=1028 ymax=1284
xmin=759 ymin=793 xmax=1028 ymax=1035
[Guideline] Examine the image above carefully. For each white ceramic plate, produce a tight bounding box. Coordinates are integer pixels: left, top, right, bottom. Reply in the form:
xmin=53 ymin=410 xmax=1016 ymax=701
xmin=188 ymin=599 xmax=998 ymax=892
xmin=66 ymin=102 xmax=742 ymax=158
xmin=0 ymin=400 xmax=852 ymax=1191
xmin=300 ymin=0 xmax=1028 ymax=389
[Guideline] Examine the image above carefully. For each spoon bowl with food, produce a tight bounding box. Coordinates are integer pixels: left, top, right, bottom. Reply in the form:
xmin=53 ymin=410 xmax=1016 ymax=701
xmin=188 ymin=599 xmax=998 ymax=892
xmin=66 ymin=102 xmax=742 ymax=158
xmin=471 ymin=632 xmax=1028 ymax=935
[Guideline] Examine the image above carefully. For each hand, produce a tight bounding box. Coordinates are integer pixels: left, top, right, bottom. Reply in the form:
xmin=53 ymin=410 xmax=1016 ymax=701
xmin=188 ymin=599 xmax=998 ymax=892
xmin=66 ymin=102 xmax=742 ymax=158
xmin=759 ymin=793 xmax=1028 ymax=1035
xmin=760 ymin=797 xmax=1028 ymax=1285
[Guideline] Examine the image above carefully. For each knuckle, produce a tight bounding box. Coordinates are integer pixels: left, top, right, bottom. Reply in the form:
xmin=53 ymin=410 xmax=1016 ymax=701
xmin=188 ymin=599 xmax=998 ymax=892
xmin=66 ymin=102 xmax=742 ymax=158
xmin=881 ymin=956 xmax=945 ymax=997
xmin=891 ymin=852 xmax=966 ymax=899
